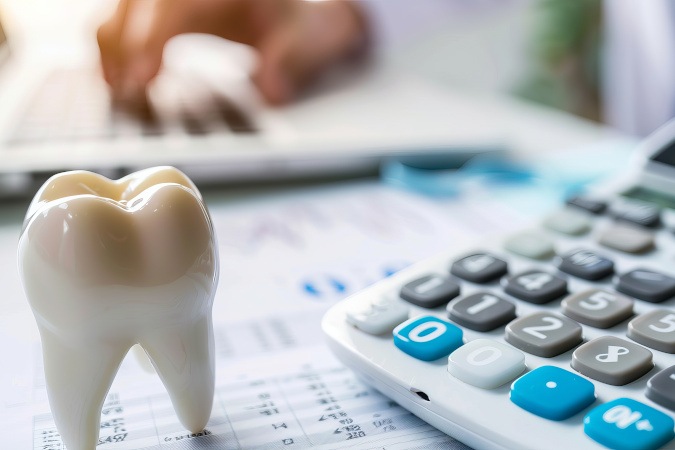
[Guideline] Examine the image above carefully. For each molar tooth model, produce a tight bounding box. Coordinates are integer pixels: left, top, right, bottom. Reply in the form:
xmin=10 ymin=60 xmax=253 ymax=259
xmin=18 ymin=167 xmax=219 ymax=450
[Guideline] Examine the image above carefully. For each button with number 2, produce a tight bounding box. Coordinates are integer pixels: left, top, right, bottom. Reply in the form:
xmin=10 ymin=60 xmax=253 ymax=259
xmin=393 ymin=315 xmax=463 ymax=361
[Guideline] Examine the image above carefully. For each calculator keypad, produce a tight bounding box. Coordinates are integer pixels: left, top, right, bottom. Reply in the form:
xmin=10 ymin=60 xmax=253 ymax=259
xmin=505 ymin=312 xmax=582 ymax=357
xmin=337 ymin=192 xmax=675 ymax=449
xmin=571 ymin=336 xmax=653 ymax=386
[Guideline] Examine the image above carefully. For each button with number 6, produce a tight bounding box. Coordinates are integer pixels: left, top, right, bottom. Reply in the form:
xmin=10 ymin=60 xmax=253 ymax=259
xmin=393 ymin=315 xmax=463 ymax=361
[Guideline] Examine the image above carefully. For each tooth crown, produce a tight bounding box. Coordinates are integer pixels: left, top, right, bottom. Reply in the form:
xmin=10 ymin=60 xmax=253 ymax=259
xmin=18 ymin=167 xmax=219 ymax=450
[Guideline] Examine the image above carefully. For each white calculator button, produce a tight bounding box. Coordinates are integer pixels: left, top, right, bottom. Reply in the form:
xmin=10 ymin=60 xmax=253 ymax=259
xmin=447 ymin=339 xmax=526 ymax=389
xmin=542 ymin=208 xmax=591 ymax=235
xmin=504 ymin=231 xmax=555 ymax=260
xmin=345 ymin=295 xmax=409 ymax=335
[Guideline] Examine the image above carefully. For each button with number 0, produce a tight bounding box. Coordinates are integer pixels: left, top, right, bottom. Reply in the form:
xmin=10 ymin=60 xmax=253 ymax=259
xmin=448 ymin=339 xmax=525 ymax=389
xmin=584 ymin=398 xmax=674 ymax=450
xmin=393 ymin=315 xmax=463 ymax=361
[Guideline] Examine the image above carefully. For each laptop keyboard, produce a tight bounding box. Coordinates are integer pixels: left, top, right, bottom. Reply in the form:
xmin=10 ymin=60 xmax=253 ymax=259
xmin=7 ymin=67 xmax=256 ymax=145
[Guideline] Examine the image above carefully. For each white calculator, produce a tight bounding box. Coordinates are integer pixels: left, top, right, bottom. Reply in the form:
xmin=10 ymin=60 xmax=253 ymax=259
xmin=322 ymin=121 xmax=675 ymax=450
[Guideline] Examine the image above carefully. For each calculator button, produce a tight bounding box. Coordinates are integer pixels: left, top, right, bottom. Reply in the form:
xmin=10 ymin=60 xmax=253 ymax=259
xmin=504 ymin=270 xmax=568 ymax=304
xmin=448 ymin=339 xmax=525 ymax=389
xmin=504 ymin=231 xmax=555 ymax=260
xmin=399 ymin=275 xmax=460 ymax=308
xmin=609 ymin=199 xmax=661 ymax=228
xmin=616 ymin=269 xmax=675 ymax=303
xmin=505 ymin=312 xmax=582 ymax=357
xmin=393 ymin=315 xmax=463 ymax=361
xmin=542 ymin=208 xmax=591 ymax=235
xmin=566 ymin=196 xmax=607 ymax=214
xmin=561 ymin=289 xmax=633 ymax=329
xmin=450 ymin=253 xmax=508 ymax=283
xmin=646 ymin=366 xmax=675 ymax=411
xmin=446 ymin=292 xmax=516 ymax=332
xmin=571 ymin=336 xmax=653 ymax=385
xmin=345 ymin=295 xmax=409 ymax=335
xmin=557 ymin=248 xmax=614 ymax=281
xmin=510 ymin=366 xmax=596 ymax=421
xmin=598 ymin=224 xmax=655 ymax=254
xmin=584 ymin=398 xmax=674 ymax=450
xmin=627 ymin=310 xmax=675 ymax=353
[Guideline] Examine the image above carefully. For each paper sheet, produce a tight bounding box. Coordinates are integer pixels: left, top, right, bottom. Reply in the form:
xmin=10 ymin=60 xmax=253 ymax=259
xmin=0 ymin=181 xmax=528 ymax=449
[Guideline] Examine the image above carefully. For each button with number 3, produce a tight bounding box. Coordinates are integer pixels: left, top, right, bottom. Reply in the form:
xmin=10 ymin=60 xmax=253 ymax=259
xmin=393 ymin=315 xmax=463 ymax=361
xmin=584 ymin=398 xmax=674 ymax=450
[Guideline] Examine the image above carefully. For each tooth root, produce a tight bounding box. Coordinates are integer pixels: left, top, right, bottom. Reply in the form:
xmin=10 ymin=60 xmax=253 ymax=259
xmin=39 ymin=327 xmax=130 ymax=450
xmin=140 ymin=316 xmax=215 ymax=433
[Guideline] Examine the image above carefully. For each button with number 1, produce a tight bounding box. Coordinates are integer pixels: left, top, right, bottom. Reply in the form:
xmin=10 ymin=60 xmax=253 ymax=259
xmin=393 ymin=315 xmax=463 ymax=361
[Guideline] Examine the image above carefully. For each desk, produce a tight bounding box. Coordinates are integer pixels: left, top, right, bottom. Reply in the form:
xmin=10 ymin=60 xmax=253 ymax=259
xmin=0 ymin=95 xmax=635 ymax=449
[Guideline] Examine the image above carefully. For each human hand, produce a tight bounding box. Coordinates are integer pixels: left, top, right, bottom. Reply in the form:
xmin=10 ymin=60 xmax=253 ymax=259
xmin=97 ymin=0 xmax=367 ymax=105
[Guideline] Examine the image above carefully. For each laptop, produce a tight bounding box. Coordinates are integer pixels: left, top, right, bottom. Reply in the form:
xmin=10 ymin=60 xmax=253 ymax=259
xmin=0 ymin=12 xmax=506 ymax=197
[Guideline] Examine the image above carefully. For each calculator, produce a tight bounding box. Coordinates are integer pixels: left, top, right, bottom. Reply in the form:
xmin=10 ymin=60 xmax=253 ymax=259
xmin=322 ymin=120 xmax=675 ymax=450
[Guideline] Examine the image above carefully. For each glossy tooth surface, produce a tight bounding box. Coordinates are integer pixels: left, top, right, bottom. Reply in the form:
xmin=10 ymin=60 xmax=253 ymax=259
xmin=18 ymin=167 xmax=219 ymax=450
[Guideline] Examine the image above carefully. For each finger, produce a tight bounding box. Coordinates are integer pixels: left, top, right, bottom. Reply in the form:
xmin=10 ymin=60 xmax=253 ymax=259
xmin=253 ymin=1 xmax=366 ymax=105
xmin=97 ymin=0 xmax=132 ymax=86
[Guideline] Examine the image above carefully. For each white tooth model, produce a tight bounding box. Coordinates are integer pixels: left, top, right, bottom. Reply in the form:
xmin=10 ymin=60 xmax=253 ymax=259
xmin=18 ymin=167 xmax=219 ymax=450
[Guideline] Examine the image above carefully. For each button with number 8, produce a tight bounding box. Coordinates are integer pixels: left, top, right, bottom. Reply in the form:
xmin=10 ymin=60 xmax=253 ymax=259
xmin=393 ymin=315 xmax=463 ymax=361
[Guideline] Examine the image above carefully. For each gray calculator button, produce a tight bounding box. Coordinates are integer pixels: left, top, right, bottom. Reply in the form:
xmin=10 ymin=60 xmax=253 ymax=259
xmin=566 ymin=196 xmax=607 ymax=214
xmin=504 ymin=231 xmax=555 ymax=260
xmin=505 ymin=312 xmax=582 ymax=357
xmin=616 ymin=269 xmax=675 ymax=303
xmin=561 ymin=289 xmax=633 ymax=329
xmin=627 ymin=310 xmax=675 ymax=353
xmin=571 ymin=336 xmax=653 ymax=386
xmin=446 ymin=292 xmax=516 ymax=331
xmin=597 ymin=224 xmax=654 ymax=254
xmin=646 ymin=366 xmax=675 ymax=411
xmin=504 ymin=270 xmax=568 ymax=304
xmin=543 ymin=208 xmax=591 ymax=235
xmin=400 ymin=275 xmax=460 ymax=308
xmin=450 ymin=253 xmax=508 ymax=283
xmin=609 ymin=199 xmax=661 ymax=228
xmin=557 ymin=248 xmax=614 ymax=280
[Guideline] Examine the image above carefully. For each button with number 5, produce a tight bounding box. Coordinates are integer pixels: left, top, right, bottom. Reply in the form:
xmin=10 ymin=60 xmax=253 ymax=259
xmin=393 ymin=315 xmax=463 ymax=361
xmin=627 ymin=310 xmax=675 ymax=353
xmin=584 ymin=398 xmax=674 ymax=450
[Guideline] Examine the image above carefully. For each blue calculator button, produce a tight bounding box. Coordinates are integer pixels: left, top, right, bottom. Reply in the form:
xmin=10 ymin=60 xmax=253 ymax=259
xmin=584 ymin=398 xmax=675 ymax=450
xmin=393 ymin=315 xmax=463 ymax=361
xmin=510 ymin=365 xmax=596 ymax=420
